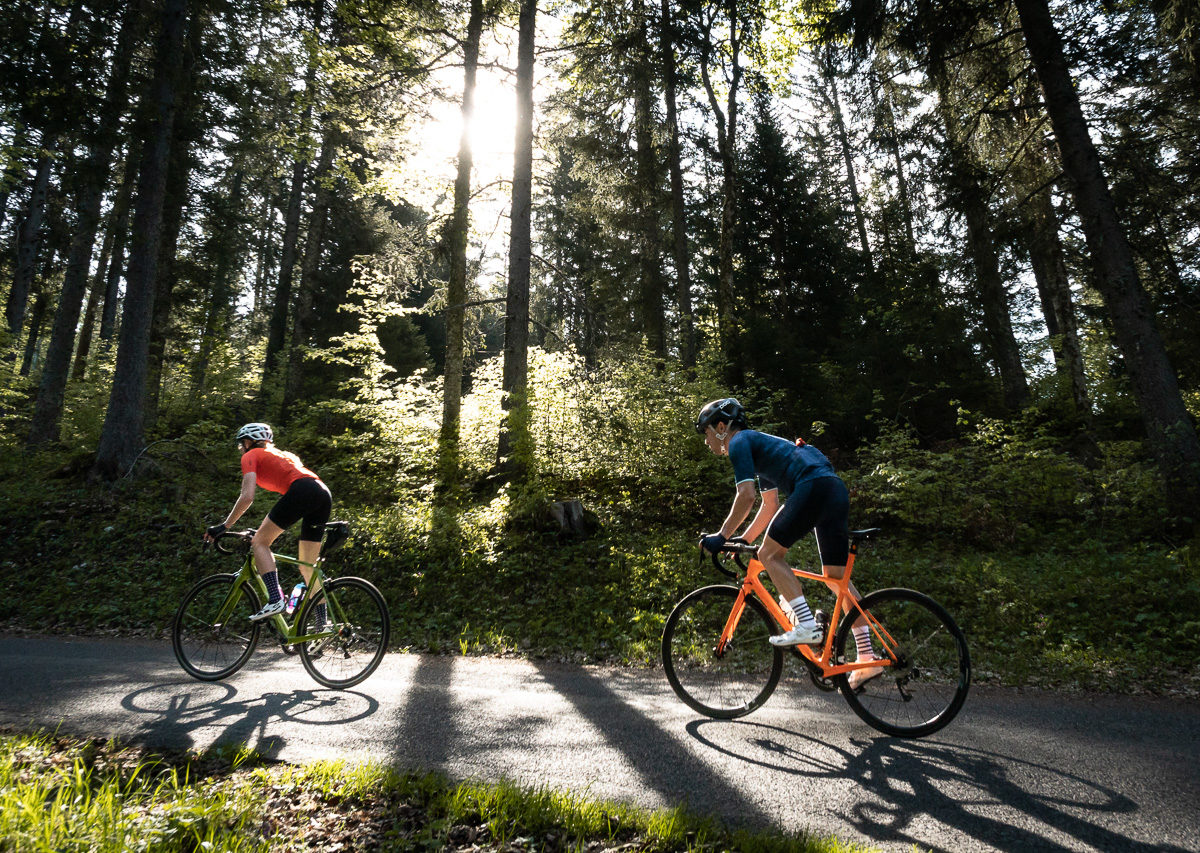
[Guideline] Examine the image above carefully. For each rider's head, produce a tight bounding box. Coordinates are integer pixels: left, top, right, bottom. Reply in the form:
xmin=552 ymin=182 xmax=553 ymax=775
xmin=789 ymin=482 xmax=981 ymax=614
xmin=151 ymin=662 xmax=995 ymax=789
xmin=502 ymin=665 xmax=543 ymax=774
xmin=235 ymin=422 xmax=273 ymax=451
xmin=695 ymin=398 xmax=746 ymax=454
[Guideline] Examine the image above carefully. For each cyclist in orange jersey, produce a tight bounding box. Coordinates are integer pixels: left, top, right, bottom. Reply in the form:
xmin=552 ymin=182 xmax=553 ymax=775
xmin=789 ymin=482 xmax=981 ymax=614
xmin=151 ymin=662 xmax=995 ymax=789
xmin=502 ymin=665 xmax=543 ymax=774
xmin=203 ymin=423 xmax=332 ymax=621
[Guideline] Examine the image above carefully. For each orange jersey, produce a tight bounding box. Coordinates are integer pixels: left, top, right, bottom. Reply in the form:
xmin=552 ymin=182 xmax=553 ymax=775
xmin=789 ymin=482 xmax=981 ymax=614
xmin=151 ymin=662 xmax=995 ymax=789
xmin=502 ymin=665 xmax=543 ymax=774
xmin=241 ymin=446 xmax=320 ymax=494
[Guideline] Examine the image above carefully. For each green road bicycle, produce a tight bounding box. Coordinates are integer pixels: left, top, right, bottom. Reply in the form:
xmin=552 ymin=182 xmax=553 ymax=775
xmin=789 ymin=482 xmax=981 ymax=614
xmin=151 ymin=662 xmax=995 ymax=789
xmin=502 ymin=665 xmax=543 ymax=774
xmin=171 ymin=522 xmax=390 ymax=689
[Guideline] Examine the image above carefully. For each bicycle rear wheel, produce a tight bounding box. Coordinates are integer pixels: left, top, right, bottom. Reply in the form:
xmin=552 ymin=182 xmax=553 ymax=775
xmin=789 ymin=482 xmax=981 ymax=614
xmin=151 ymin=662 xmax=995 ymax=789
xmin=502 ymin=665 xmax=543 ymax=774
xmin=172 ymin=573 xmax=261 ymax=681
xmin=835 ymin=587 xmax=970 ymax=738
xmin=662 ymin=585 xmax=783 ymax=719
xmin=298 ymin=577 xmax=390 ymax=689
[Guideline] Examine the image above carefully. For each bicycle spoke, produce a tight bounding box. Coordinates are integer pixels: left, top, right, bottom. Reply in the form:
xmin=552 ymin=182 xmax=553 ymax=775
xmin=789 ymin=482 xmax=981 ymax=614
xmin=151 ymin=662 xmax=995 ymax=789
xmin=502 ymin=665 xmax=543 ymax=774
xmin=172 ymin=574 xmax=261 ymax=681
xmin=836 ymin=588 xmax=970 ymax=738
xmin=662 ymin=586 xmax=783 ymax=719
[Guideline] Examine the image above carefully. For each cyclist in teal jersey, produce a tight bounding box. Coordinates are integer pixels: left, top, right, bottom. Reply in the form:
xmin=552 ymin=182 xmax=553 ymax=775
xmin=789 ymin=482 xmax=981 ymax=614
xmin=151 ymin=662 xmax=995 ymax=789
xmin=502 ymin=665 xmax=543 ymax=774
xmin=695 ymin=398 xmax=882 ymax=688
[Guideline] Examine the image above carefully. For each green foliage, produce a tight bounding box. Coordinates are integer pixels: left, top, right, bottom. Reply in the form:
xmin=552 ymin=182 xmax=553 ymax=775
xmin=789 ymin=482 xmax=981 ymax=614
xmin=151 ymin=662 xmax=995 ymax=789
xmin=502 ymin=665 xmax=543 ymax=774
xmin=848 ymin=419 xmax=1169 ymax=546
xmin=0 ymin=732 xmax=268 ymax=852
xmin=0 ymin=732 xmax=864 ymax=853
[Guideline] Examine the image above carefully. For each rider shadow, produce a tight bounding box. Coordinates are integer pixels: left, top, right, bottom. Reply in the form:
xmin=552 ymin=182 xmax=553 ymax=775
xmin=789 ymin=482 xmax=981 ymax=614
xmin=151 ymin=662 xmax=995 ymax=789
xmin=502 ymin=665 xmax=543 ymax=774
xmin=121 ymin=680 xmax=380 ymax=760
xmin=686 ymin=719 xmax=1187 ymax=852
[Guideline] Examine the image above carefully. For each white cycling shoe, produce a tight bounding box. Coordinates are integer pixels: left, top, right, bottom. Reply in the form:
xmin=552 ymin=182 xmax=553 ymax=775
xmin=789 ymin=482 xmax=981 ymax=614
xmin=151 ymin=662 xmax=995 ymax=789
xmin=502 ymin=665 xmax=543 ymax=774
xmin=250 ymin=599 xmax=287 ymax=622
xmin=768 ymin=623 xmax=824 ymax=647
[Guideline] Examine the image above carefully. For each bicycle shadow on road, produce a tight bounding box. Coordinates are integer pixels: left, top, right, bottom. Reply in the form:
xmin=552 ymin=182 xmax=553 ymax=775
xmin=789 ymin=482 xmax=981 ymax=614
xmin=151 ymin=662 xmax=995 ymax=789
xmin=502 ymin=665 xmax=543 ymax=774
xmin=119 ymin=681 xmax=379 ymax=760
xmin=687 ymin=719 xmax=1188 ymax=853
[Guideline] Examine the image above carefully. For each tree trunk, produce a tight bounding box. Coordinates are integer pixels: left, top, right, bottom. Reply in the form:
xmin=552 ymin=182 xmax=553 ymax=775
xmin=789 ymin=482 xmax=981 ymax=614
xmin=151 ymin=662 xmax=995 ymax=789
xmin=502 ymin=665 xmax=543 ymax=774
xmin=260 ymin=0 xmax=325 ymax=400
xmin=28 ymin=0 xmax=142 ymax=445
xmin=633 ymin=0 xmax=665 ymax=357
xmin=659 ymin=0 xmax=694 ymax=366
xmin=19 ymin=276 xmax=52 ymax=377
xmin=1014 ymin=0 xmax=1200 ymax=516
xmin=0 ymin=124 xmax=30 ymax=238
xmin=438 ymin=0 xmax=485 ymax=491
xmin=281 ymin=136 xmax=336 ymax=424
xmin=5 ymin=152 xmax=53 ymax=343
xmin=935 ymin=80 xmax=1028 ymax=411
xmin=144 ymin=8 xmax=202 ymax=431
xmin=98 ymin=151 xmax=137 ymax=344
xmin=191 ymin=171 xmax=246 ymax=396
xmin=91 ymin=0 xmax=189 ymax=481
xmin=698 ymin=0 xmax=742 ymax=371
xmin=1023 ymin=182 xmax=1091 ymax=423
xmin=819 ymin=49 xmax=873 ymax=273
xmin=496 ymin=0 xmax=536 ymax=472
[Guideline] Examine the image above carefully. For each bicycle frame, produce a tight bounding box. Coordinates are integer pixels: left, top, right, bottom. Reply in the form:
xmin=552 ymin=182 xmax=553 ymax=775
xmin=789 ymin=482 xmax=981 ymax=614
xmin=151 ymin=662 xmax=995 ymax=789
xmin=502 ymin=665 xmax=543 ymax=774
xmin=213 ymin=552 xmax=340 ymax=646
xmin=718 ymin=541 xmax=902 ymax=679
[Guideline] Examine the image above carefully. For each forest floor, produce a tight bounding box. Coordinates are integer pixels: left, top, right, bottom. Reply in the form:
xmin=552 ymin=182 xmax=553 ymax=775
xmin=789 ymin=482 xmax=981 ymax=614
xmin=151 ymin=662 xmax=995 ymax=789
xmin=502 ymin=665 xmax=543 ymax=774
xmin=1 ymin=728 xmax=863 ymax=852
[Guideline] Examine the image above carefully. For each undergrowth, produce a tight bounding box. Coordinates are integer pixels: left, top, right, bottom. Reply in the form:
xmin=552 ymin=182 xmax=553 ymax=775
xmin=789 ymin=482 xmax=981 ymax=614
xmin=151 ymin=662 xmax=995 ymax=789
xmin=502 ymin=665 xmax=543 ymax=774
xmin=1 ymin=351 xmax=1197 ymax=694
xmin=0 ymin=730 xmax=869 ymax=852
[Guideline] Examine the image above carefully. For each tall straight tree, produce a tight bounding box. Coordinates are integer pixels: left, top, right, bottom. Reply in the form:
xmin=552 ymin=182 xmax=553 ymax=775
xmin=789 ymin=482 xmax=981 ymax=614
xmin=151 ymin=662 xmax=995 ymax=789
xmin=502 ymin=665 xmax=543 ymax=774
xmin=438 ymin=0 xmax=487 ymax=491
xmin=1013 ymin=0 xmax=1200 ymax=516
xmin=695 ymin=0 xmax=745 ymax=366
xmin=260 ymin=0 xmax=326 ymax=405
xmin=496 ymin=0 xmax=536 ymax=473
xmin=934 ymin=79 xmax=1029 ymax=411
xmin=91 ymin=0 xmax=190 ymax=481
xmin=281 ymin=132 xmax=337 ymax=423
xmin=28 ymin=0 xmax=142 ymax=446
xmin=659 ymin=0 xmax=695 ymax=366
xmin=5 ymin=151 xmax=52 ymax=344
xmin=632 ymin=0 xmax=665 ymax=357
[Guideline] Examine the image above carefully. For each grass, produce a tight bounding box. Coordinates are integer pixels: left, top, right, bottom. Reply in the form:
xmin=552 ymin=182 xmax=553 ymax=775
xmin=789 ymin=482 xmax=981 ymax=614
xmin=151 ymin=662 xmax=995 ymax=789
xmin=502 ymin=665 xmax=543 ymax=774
xmin=0 ymin=730 xmax=875 ymax=852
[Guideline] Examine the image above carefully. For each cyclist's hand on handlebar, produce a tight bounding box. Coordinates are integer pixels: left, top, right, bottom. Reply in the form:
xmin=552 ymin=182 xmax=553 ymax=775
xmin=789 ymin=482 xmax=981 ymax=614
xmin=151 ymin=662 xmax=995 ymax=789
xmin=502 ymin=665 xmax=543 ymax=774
xmin=700 ymin=532 xmax=727 ymax=555
xmin=203 ymin=522 xmax=227 ymax=543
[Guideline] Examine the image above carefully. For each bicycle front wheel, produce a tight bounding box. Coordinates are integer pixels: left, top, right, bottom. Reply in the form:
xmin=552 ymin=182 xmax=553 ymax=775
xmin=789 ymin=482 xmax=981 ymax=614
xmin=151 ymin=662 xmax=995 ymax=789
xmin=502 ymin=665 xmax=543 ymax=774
xmin=298 ymin=577 xmax=390 ymax=689
xmin=835 ymin=587 xmax=970 ymax=738
xmin=172 ymin=573 xmax=261 ymax=681
xmin=662 ymin=585 xmax=783 ymax=719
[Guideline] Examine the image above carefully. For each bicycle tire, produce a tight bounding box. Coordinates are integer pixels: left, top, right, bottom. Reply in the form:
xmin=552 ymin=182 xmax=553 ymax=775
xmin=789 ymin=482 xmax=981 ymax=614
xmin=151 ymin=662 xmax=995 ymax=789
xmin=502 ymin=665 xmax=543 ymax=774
xmin=172 ymin=573 xmax=261 ymax=681
xmin=298 ymin=577 xmax=391 ymax=689
xmin=662 ymin=585 xmax=783 ymax=719
xmin=835 ymin=587 xmax=970 ymax=738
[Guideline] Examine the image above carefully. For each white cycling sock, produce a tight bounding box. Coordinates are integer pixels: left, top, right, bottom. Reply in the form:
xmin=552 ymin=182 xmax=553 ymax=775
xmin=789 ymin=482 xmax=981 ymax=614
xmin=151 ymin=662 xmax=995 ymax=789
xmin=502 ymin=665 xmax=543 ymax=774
xmin=788 ymin=595 xmax=817 ymax=628
xmin=854 ymin=624 xmax=874 ymax=659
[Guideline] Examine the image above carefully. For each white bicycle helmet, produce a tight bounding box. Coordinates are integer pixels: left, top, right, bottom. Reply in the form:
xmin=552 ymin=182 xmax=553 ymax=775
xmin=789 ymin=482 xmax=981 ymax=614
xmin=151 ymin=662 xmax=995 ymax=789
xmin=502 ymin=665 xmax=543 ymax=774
xmin=235 ymin=422 xmax=273 ymax=444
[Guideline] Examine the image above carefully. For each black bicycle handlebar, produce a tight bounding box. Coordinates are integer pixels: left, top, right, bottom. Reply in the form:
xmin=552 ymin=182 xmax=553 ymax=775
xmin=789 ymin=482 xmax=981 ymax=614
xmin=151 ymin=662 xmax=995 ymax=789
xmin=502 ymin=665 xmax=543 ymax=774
xmin=213 ymin=528 xmax=256 ymax=554
xmin=697 ymin=537 xmax=757 ymax=579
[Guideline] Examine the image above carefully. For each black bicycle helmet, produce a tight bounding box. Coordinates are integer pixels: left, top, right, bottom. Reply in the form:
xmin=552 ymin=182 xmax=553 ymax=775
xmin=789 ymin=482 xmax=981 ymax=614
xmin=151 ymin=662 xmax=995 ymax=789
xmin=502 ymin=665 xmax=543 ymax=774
xmin=695 ymin=398 xmax=747 ymax=434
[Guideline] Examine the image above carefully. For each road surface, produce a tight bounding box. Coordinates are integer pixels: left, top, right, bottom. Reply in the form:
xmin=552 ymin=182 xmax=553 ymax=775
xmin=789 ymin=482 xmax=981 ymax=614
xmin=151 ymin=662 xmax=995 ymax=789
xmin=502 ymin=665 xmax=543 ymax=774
xmin=1 ymin=635 xmax=1196 ymax=852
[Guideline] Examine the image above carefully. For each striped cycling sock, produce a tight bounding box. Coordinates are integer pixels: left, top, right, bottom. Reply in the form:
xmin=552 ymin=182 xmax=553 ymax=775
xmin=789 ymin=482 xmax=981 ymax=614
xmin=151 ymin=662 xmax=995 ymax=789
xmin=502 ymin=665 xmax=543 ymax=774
xmin=854 ymin=624 xmax=874 ymax=660
xmin=263 ymin=571 xmax=283 ymax=604
xmin=788 ymin=596 xmax=816 ymax=628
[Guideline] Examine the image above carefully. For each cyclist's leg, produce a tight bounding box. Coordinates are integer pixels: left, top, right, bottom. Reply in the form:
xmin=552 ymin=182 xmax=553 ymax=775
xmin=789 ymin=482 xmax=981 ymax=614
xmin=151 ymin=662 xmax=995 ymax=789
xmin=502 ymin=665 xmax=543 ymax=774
xmin=292 ymin=480 xmax=332 ymax=623
xmin=811 ymin=478 xmax=882 ymax=686
xmin=248 ymin=518 xmax=287 ymax=619
xmin=762 ymin=483 xmax=826 ymax=645
xmin=812 ymin=477 xmax=859 ymax=614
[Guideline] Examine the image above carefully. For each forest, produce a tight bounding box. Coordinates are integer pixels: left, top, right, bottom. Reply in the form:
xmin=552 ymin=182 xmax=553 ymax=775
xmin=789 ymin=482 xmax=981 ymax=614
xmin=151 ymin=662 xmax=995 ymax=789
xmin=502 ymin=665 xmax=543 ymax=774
xmin=0 ymin=0 xmax=1198 ymax=693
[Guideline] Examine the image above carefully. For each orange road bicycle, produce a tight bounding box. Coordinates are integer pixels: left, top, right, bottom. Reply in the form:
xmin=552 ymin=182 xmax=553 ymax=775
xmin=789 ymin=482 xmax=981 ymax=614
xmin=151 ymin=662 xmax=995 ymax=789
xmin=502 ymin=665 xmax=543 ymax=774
xmin=661 ymin=529 xmax=970 ymax=738
xmin=172 ymin=522 xmax=390 ymax=690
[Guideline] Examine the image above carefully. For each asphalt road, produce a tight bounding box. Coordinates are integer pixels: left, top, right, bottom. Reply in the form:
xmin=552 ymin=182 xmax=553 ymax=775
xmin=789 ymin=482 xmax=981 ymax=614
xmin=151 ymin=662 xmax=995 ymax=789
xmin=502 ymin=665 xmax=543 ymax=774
xmin=1 ymin=635 xmax=1197 ymax=852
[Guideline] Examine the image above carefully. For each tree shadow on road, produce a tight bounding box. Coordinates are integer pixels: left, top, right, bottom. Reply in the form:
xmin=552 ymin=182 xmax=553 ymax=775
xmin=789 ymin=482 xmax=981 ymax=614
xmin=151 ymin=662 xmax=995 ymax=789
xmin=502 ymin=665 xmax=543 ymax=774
xmin=531 ymin=661 xmax=776 ymax=828
xmin=687 ymin=718 xmax=1188 ymax=853
xmin=121 ymin=681 xmax=379 ymax=759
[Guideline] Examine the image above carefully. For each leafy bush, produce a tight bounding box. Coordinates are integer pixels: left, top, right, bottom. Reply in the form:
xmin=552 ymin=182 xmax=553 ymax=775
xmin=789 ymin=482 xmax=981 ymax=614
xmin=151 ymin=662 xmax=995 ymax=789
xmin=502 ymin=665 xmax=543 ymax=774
xmin=848 ymin=419 xmax=1169 ymax=547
